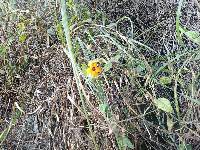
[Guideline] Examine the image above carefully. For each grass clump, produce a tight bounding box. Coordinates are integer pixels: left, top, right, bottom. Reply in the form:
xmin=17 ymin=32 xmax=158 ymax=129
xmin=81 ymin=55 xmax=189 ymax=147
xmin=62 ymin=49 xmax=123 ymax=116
xmin=0 ymin=0 xmax=200 ymax=149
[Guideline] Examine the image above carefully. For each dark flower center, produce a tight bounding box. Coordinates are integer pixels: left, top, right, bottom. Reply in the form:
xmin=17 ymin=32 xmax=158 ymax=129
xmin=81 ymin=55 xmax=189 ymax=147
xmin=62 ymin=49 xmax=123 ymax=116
xmin=92 ymin=67 xmax=96 ymax=71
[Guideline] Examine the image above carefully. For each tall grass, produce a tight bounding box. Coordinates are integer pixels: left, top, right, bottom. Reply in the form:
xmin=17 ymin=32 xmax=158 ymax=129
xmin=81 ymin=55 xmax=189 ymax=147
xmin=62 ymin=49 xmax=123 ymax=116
xmin=0 ymin=0 xmax=199 ymax=149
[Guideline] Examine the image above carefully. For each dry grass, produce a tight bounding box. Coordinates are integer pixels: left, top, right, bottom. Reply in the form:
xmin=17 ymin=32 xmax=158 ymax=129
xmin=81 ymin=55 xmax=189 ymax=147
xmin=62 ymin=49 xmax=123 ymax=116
xmin=0 ymin=0 xmax=200 ymax=149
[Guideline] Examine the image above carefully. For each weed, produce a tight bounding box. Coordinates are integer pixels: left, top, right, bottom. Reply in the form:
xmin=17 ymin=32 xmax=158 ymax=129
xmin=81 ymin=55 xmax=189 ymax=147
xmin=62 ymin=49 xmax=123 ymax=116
xmin=1 ymin=0 xmax=200 ymax=149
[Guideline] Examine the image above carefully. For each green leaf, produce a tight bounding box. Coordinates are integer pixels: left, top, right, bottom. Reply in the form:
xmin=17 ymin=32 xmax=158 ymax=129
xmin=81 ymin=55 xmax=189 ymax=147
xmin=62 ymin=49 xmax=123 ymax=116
xmin=17 ymin=22 xmax=25 ymax=31
xmin=0 ymin=44 xmax=7 ymax=56
xmin=81 ymin=63 xmax=87 ymax=75
xmin=103 ymin=54 xmax=121 ymax=72
xmin=111 ymin=54 xmax=121 ymax=62
xmin=179 ymin=26 xmax=200 ymax=45
xmin=194 ymin=52 xmax=200 ymax=61
xmin=0 ymin=128 xmax=9 ymax=143
xmin=179 ymin=142 xmax=192 ymax=150
xmin=185 ymin=31 xmax=200 ymax=45
xmin=19 ymin=34 xmax=27 ymax=43
xmin=99 ymin=103 xmax=112 ymax=118
xmin=154 ymin=98 xmax=173 ymax=113
xmin=67 ymin=0 xmax=74 ymax=8
xmin=103 ymin=55 xmax=121 ymax=72
xmin=0 ymin=110 xmax=21 ymax=145
xmin=159 ymin=76 xmax=171 ymax=85
xmin=136 ymin=63 xmax=146 ymax=75
xmin=99 ymin=103 xmax=109 ymax=115
xmin=176 ymin=0 xmax=184 ymax=43
xmin=123 ymin=136 xmax=134 ymax=149
xmin=103 ymin=62 xmax=112 ymax=72
xmin=56 ymin=22 xmax=65 ymax=45
xmin=117 ymin=135 xmax=134 ymax=150
xmin=167 ymin=115 xmax=174 ymax=131
xmin=185 ymin=96 xmax=200 ymax=105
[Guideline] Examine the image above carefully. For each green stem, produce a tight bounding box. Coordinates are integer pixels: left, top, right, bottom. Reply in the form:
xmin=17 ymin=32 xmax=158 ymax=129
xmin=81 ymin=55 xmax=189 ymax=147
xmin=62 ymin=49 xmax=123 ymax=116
xmin=174 ymin=77 xmax=180 ymax=122
xmin=60 ymin=0 xmax=98 ymax=149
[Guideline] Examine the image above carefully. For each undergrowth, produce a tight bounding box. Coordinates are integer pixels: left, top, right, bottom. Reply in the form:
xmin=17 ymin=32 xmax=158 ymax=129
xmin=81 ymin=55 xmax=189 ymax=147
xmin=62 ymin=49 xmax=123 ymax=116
xmin=0 ymin=0 xmax=200 ymax=149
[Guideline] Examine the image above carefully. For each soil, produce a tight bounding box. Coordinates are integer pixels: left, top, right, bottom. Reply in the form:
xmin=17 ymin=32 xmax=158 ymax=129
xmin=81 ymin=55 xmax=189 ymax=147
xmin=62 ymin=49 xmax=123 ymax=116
xmin=1 ymin=0 xmax=200 ymax=149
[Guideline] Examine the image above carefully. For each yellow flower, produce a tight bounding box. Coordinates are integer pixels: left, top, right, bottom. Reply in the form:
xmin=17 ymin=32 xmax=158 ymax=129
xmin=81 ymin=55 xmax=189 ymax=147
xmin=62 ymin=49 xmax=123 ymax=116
xmin=86 ymin=60 xmax=102 ymax=78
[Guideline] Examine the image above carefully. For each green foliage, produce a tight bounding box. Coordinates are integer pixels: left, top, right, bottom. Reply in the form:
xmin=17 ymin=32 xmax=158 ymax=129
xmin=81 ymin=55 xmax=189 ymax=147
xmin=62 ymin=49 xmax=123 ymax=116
xmin=176 ymin=0 xmax=184 ymax=43
xmin=104 ymin=61 xmax=112 ymax=72
xmin=1 ymin=0 xmax=199 ymax=149
xmin=167 ymin=115 xmax=174 ymax=131
xmin=159 ymin=76 xmax=172 ymax=85
xmin=154 ymin=98 xmax=173 ymax=113
xmin=66 ymin=0 xmax=74 ymax=8
xmin=99 ymin=103 xmax=109 ymax=114
xmin=194 ymin=52 xmax=200 ymax=61
xmin=0 ymin=128 xmax=9 ymax=144
xmin=17 ymin=20 xmax=29 ymax=43
xmin=135 ymin=62 xmax=146 ymax=75
xmin=116 ymin=135 xmax=134 ymax=150
xmin=19 ymin=33 xmax=27 ymax=43
xmin=0 ymin=44 xmax=7 ymax=57
xmin=185 ymin=96 xmax=200 ymax=105
xmin=56 ymin=22 xmax=65 ymax=45
xmin=176 ymin=0 xmax=200 ymax=46
xmin=103 ymin=54 xmax=121 ymax=72
xmin=17 ymin=22 xmax=26 ymax=31
xmin=179 ymin=142 xmax=192 ymax=150
xmin=179 ymin=26 xmax=200 ymax=45
xmin=0 ymin=109 xmax=21 ymax=145
xmin=99 ymin=103 xmax=112 ymax=118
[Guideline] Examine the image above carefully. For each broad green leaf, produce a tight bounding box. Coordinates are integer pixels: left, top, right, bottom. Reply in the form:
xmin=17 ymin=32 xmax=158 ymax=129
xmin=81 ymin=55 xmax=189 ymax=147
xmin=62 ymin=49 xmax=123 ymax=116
xmin=117 ymin=135 xmax=134 ymax=150
xmin=185 ymin=31 xmax=199 ymax=39
xmin=160 ymin=76 xmax=171 ymax=85
xmin=179 ymin=26 xmax=200 ymax=45
xmin=99 ymin=103 xmax=112 ymax=118
xmin=99 ymin=103 xmax=109 ymax=114
xmin=122 ymin=136 xmax=134 ymax=149
xmin=179 ymin=142 xmax=192 ymax=150
xmin=136 ymin=63 xmax=146 ymax=75
xmin=154 ymin=98 xmax=173 ymax=113
xmin=185 ymin=31 xmax=200 ymax=45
